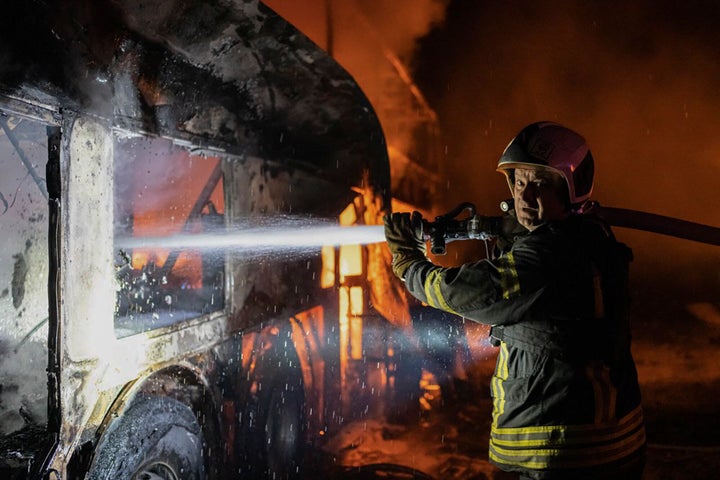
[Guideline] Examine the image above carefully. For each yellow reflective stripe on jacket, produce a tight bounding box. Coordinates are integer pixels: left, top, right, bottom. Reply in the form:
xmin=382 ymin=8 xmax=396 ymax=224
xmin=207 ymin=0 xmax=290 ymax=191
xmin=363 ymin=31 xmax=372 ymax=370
xmin=489 ymin=406 xmax=645 ymax=470
xmin=496 ymin=251 xmax=520 ymax=299
xmin=422 ymin=269 xmax=460 ymax=315
xmin=491 ymin=342 xmax=510 ymax=422
xmin=492 ymin=405 xmax=643 ymax=445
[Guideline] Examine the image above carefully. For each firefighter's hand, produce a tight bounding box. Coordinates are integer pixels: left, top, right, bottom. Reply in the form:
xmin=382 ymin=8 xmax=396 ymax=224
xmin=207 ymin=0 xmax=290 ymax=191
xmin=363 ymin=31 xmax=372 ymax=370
xmin=384 ymin=211 xmax=427 ymax=279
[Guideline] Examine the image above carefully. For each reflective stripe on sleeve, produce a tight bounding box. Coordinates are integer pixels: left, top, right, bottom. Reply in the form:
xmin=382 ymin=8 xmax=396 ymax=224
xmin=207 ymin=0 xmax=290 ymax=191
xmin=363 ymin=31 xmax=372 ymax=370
xmin=496 ymin=251 xmax=520 ymax=299
xmin=422 ymin=269 xmax=460 ymax=315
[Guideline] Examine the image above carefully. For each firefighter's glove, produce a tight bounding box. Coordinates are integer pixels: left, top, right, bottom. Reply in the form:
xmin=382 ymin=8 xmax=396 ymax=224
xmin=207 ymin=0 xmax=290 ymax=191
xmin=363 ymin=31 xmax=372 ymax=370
xmin=384 ymin=211 xmax=427 ymax=280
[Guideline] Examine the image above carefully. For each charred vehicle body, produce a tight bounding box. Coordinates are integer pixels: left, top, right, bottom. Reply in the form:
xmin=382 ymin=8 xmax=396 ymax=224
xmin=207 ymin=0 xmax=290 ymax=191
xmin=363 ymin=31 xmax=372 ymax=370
xmin=0 ymin=0 xmax=402 ymax=478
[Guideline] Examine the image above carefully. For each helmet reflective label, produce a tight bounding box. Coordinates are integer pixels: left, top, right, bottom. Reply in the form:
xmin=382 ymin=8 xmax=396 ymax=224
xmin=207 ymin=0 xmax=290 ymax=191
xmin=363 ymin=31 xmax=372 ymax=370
xmin=528 ymin=139 xmax=555 ymax=162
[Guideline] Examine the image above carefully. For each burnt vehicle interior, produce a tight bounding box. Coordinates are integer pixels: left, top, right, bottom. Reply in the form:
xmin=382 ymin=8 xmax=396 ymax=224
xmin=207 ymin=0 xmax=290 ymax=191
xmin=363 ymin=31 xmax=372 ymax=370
xmin=113 ymin=135 xmax=226 ymax=336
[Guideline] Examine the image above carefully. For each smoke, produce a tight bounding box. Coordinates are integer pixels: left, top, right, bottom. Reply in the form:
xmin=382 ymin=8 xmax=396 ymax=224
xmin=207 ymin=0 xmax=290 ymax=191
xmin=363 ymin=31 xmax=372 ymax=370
xmin=263 ymin=0 xmax=448 ymax=61
xmin=262 ymin=0 xmax=451 ymax=215
xmin=349 ymin=0 xmax=449 ymax=61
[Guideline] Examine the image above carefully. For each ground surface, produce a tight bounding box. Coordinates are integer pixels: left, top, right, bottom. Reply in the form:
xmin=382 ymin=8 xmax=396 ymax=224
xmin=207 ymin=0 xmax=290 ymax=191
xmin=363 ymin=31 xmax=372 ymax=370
xmin=312 ymin=300 xmax=720 ymax=480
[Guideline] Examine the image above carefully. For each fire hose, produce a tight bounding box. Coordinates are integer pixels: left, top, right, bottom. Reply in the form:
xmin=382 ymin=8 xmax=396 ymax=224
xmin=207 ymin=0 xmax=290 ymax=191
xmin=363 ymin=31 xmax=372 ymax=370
xmin=423 ymin=201 xmax=720 ymax=255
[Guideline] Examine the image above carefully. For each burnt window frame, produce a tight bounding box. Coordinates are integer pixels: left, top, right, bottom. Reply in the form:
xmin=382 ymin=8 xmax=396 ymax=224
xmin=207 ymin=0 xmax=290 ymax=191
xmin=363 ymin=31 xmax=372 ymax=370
xmin=111 ymin=133 xmax=229 ymax=338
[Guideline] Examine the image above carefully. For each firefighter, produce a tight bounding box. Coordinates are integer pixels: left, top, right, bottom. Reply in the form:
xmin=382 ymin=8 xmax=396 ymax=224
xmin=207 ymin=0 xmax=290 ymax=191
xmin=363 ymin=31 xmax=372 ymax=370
xmin=384 ymin=122 xmax=645 ymax=480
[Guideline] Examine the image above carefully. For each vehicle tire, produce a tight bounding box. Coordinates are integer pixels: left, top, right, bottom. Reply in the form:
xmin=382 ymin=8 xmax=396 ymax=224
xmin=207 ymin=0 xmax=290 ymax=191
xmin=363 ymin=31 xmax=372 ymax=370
xmin=241 ymin=369 xmax=306 ymax=479
xmin=261 ymin=375 xmax=305 ymax=478
xmin=86 ymin=394 xmax=205 ymax=480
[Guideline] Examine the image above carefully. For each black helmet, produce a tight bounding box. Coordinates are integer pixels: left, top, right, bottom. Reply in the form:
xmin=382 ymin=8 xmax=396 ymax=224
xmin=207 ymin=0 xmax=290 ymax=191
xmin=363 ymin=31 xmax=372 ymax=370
xmin=497 ymin=121 xmax=594 ymax=205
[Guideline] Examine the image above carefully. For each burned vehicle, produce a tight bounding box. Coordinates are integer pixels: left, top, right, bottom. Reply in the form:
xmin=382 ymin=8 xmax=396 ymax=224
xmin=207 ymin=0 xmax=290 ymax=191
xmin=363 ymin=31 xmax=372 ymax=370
xmin=0 ymin=0 xmax=401 ymax=478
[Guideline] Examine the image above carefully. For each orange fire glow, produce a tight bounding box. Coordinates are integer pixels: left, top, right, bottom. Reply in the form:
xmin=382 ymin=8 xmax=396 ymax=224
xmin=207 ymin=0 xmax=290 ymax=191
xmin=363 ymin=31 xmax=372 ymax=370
xmin=128 ymin=156 xmax=224 ymax=289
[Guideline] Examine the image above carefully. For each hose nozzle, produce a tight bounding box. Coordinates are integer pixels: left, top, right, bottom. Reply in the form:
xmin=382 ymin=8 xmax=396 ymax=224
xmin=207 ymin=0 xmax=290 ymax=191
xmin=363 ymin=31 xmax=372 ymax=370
xmin=423 ymin=202 xmax=499 ymax=255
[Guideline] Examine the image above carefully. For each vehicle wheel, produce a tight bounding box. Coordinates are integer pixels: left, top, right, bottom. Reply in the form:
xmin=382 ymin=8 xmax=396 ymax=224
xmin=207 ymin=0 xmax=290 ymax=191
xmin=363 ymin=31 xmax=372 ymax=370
xmin=242 ymin=370 xmax=306 ymax=479
xmin=87 ymin=394 xmax=205 ymax=480
xmin=262 ymin=377 xmax=305 ymax=478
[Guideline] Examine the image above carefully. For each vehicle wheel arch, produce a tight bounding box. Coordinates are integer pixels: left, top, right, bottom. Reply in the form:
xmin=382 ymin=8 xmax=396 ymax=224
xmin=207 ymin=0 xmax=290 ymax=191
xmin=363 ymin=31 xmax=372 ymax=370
xmin=83 ymin=363 xmax=223 ymax=480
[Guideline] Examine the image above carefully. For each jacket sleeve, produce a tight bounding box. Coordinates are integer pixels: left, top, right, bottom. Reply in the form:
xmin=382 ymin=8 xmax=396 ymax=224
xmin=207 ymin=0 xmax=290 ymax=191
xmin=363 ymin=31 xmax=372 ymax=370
xmin=402 ymin=234 xmax=552 ymax=324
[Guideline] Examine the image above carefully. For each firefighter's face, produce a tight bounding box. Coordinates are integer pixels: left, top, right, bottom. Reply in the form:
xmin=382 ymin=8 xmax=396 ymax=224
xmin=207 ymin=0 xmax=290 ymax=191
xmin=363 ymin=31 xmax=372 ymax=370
xmin=512 ymin=167 xmax=569 ymax=231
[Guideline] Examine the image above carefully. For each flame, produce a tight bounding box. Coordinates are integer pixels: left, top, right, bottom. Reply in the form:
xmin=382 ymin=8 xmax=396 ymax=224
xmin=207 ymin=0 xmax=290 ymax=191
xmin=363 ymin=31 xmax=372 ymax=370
xmin=320 ymin=245 xmax=336 ymax=288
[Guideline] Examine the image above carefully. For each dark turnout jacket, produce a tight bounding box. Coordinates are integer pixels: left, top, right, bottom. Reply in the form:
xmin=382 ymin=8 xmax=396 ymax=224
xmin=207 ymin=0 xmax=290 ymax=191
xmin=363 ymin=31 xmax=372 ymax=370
xmin=401 ymin=213 xmax=645 ymax=478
